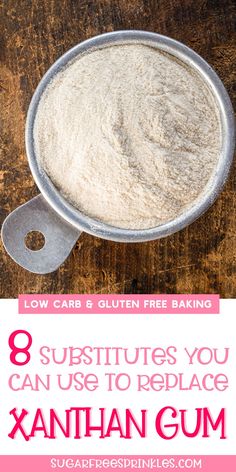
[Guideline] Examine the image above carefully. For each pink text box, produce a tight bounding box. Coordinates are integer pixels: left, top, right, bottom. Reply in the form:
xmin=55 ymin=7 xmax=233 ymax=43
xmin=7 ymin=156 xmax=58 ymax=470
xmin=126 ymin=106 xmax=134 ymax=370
xmin=19 ymin=294 xmax=220 ymax=314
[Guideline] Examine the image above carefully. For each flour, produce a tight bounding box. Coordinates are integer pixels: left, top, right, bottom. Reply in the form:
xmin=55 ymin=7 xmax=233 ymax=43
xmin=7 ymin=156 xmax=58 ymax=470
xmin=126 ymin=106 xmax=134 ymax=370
xmin=34 ymin=44 xmax=221 ymax=229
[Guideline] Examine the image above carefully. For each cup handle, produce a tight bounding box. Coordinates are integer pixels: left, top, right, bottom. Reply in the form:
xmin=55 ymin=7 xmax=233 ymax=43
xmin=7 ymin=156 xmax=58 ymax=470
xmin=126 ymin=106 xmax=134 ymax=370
xmin=1 ymin=195 xmax=81 ymax=274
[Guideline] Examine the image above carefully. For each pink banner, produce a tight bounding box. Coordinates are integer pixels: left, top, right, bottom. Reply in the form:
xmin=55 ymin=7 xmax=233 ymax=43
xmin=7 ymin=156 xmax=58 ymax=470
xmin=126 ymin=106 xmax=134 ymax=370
xmin=0 ymin=455 xmax=234 ymax=471
xmin=18 ymin=294 xmax=219 ymax=314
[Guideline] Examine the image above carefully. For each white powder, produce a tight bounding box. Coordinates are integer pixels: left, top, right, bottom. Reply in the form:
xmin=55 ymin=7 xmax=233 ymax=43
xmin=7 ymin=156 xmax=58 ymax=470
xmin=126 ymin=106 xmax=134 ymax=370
xmin=34 ymin=44 xmax=221 ymax=229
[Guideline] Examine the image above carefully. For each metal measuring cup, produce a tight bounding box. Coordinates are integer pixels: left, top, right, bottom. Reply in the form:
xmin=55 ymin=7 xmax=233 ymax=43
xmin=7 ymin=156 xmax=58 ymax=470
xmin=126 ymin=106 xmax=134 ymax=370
xmin=1 ymin=31 xmax=235 ymax=274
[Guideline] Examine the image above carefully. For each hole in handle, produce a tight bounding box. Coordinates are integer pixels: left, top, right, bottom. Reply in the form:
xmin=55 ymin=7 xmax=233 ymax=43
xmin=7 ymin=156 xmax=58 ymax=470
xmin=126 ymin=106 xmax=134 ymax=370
xmin=25 ymin=231 xmax=45 ymax=251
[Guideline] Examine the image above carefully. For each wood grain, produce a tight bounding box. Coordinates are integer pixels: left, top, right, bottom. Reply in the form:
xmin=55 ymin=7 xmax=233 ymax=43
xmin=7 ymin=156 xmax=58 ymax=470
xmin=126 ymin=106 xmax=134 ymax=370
xmin=0 ymin=0 xmax=235 ymax=297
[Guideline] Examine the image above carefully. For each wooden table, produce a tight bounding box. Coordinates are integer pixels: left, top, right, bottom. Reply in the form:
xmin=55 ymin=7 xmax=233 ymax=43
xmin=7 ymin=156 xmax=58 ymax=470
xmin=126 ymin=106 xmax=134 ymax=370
xmin=0 ymin=0 xmax=235 ymax=297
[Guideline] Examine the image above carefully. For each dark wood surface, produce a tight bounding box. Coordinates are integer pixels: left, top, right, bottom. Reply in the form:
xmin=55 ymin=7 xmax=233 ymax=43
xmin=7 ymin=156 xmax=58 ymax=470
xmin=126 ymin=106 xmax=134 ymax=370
xmin=0 ymin=0 xmax=235 ymax=298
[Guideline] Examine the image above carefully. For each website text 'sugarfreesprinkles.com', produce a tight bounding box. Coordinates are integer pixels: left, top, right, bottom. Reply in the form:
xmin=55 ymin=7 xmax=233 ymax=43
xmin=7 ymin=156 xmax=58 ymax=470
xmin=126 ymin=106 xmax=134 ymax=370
xmin=50 ymin=457 xmax=202 ymax=469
